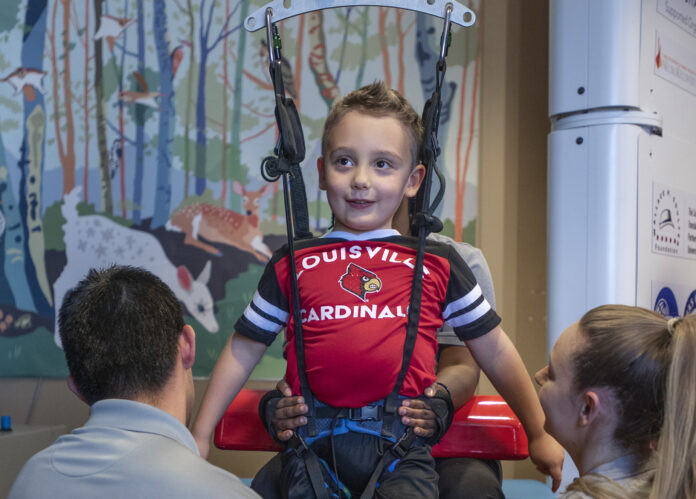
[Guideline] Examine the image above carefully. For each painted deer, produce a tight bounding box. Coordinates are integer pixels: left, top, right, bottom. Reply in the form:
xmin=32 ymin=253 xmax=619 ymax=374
xmin=166 ymin=181 xmax=272 ymax=262
xmin=53 ymin=187 xmax=219 ymax=348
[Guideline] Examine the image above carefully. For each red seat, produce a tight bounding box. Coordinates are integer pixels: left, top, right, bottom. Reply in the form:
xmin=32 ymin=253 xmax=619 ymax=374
xmin=214 ymin=390 xmax=528 ymax=460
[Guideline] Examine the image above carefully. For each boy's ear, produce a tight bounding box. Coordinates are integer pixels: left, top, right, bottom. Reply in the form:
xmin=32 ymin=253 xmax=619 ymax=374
xmin=317 ymin=156 xmax=327 ymax=191
xmin=404 ymin=164 xmax=426 ymax=198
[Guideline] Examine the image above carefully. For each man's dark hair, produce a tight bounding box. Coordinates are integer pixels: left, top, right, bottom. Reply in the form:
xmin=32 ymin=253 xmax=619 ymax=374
xmin=59 ymin=265 xmax=185 ymax=405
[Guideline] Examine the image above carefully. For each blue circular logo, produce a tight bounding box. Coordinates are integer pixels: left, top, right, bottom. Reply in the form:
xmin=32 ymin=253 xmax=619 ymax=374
xmin=654 ymin=287 xmax=679 ymax=317
xmin=684 ymin=290 xmax=696 ymax=316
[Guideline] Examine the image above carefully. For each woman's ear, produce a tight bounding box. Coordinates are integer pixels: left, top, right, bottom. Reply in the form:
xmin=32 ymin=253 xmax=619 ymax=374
xmin=578 ymin=389 xmax=607 ymax=427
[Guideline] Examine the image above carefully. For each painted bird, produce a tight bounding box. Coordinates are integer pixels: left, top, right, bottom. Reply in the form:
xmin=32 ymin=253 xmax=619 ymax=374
xmin=1 ymin=68 xmax=47 ymax=101
xmin=119 ymin=71 xmax=160 ymax=108
xmin=94 ymin=14 xmax=136 ymax=52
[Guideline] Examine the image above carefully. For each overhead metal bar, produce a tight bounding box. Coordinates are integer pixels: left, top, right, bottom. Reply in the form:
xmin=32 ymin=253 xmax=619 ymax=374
xmin=244 ymin=0 xmax=475 ymax=32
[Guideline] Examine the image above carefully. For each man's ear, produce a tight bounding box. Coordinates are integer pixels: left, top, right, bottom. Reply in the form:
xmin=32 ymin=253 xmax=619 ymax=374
xmin=67 ymin=376 xmax=87 ymax=404
xmin=317 ymin=156 xmax=326 ymax=190
xmin=179 ymin=325 xmax=196 ymax=370
xmin=405 ymin=164 xmax=426 ymax=197
xmin=578 ymin=390 xmax=602 ymax=427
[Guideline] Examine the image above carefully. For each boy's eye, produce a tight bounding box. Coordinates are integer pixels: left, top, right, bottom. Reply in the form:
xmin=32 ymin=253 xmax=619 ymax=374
xmin=336 ymin=157 xmax=354 ymax=167
xmin=375 ymin=159 xmax=391 ymax=169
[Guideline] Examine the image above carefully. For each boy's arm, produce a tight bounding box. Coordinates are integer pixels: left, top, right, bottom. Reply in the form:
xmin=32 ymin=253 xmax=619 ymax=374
xmin=192 ymin=332 xmax=267 ymax=458
xmin=466 ymin=326 xmax=564 ymax=491
xmin=435 ymin=345 xmax=480 ymax=408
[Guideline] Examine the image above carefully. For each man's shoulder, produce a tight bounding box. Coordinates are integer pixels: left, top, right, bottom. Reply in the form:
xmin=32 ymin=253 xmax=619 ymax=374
xmin=426 ymin=232 xmax=482 ymax=261
xmin=154 ymin=450 xmax=258 ymax=498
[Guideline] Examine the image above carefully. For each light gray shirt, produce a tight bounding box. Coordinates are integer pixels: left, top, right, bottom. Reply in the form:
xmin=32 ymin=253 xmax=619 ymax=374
xmin=9 ymin=399 xmax=259 ymax=499
xmin=427 ymin=233 xmax=497 ymax=346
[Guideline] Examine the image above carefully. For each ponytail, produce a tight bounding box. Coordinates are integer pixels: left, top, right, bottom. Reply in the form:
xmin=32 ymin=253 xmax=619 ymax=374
xmin=650 ymin=314 xmax=696 ymax=499
xmin=566 ymin=472 xmax=650 ymax=499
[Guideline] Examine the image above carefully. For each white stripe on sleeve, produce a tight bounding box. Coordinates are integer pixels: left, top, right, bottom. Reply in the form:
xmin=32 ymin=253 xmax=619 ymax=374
xmin=445 ymin=300 xmax=491 ymax=329
xmin=243 ymin=304 xmax=285 ymax=334
xmin=443 ymin=284 xmax=482 ymax=320
xmin=252 ymin=291 xmax=289 ymax=323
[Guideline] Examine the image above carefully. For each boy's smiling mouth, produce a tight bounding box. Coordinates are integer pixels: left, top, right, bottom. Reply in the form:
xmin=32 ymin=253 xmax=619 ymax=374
xmin=347 ymin=199 xmax=375 ymax=208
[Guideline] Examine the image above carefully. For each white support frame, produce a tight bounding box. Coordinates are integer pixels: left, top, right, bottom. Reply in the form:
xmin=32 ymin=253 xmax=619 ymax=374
xmin=244 ymin=0 xmax=475 ymax=31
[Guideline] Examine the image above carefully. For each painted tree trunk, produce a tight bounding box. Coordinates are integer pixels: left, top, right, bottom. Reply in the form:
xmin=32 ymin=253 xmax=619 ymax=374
xmin=151 ymin=0 xmax=174 ymax=228
xmin=454 ymin=26 xmax=480 ymax=242
xmin=48 ymin=0 xmax=76 ymax=196
xmin=18 ymin=0 xmax=52 ymax=316
xmin=307 ymin=11 xmax=339 ymax=109
xmin=221 ymin=0 xmax=230 ymax=204
xmin=132 ymin=0 xmax=146 ymax=223
xmin=0 ymin=134 xmax=36 ymax=311
xmin=184 ymin=0 xmax=194 ymax=198
xmin=355 ymin=7 xmax=369 ymax=89
xmin=82 ymin=0 xmax=90 ymax=202
xmin=229 ymin=0 xmax=249 ymax=207
xmin=194 ymin=45 xmax=208 ymax=195
xmin=93 ymin=0 xmax=112 ymax=213
xmin=60 ymin=0 xmax=75 ymax=193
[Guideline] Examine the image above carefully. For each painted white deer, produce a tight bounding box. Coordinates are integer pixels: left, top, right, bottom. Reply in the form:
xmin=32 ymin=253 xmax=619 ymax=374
xmin=53 ymin=187 xmax=218 ymax=348
xmin=166 ymin=181 xmax=272 ymax=262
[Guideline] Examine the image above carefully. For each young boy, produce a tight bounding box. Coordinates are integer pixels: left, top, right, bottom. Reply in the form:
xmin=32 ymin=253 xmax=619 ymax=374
xmin=193 ymin=82 xmax=563 ymax=497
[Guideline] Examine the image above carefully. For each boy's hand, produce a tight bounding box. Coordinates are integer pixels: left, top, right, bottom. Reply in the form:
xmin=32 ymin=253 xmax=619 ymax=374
xmin=397 ymin=382 xmax=440 ymax=438
xmin=528 ymin=432 xmax=564 ymax=492
xmin=272 ymin=379 xmax=308 ymax=441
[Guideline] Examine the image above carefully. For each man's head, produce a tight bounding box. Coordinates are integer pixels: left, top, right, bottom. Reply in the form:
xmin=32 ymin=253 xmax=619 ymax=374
xmin=318 ymin=82 xmax=425 ymax=234
xmin=59 ymin=265 xmax=187 ymax=406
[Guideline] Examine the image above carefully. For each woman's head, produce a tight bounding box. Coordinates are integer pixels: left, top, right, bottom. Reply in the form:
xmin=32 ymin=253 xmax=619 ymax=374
xmin=537 ymin=305 xmax=696 ymax=499
xmin=573 ymin=305 xmax=673 ymax=463
xmin=537 ymin=306 xmax=672 ymax=462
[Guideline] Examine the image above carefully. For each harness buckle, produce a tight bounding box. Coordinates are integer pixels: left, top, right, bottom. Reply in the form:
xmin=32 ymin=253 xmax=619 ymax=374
xmin=349 ymin=405 xmax=382 ymax=421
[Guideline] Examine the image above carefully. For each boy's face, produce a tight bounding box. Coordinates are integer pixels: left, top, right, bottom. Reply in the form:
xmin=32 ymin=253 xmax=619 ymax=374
xmin=318 ymin=111 xmax=425 ymax=235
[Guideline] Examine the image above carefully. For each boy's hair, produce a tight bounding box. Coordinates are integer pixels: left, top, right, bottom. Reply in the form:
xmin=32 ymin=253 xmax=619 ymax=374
xmin=59 ymin=265 xmax=185 ymax=405
xmin=321 ymin=81 xmax=424 ymax=167
xmin=567 ymin=305 xmax=696 ymax=499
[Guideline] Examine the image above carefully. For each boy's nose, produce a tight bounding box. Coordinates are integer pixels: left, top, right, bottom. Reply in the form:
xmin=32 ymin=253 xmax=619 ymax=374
xmin=351 ymin=166 xmax=370 ymax=189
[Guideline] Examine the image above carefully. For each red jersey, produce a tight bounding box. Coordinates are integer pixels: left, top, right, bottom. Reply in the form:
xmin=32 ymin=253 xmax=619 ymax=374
xmin=235 ymin=230 xmax=500 ymax=408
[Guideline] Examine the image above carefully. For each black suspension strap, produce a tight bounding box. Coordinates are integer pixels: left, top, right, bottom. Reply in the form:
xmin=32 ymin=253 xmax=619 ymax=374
xmin=359 ymin=8 xmax=453 ymax=499
xmin=380 ymin=3 xmax=451 ymax=441
xmin=260 ymin=8 xmax=318 ymax=436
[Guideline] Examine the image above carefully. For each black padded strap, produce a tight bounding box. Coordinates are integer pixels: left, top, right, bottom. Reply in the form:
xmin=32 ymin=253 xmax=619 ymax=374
xmin=358 ymin=429 xmax=419 ymax=499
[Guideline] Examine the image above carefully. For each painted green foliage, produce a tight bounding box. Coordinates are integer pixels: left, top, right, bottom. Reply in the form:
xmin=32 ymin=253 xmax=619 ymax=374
xmin=0 ymin=0 xmax=483 ymax=377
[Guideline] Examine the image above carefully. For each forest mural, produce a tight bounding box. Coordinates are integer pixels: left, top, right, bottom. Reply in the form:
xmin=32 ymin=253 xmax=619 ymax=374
xmin=0 ymin=0 xmax=483 ymax=377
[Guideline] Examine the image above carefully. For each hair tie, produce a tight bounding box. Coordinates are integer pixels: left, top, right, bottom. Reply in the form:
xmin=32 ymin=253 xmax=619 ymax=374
xmin=667 ymin=317 xmax=679 ymax=336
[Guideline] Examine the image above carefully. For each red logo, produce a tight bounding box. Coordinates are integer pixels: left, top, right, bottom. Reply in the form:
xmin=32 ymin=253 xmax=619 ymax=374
xmin=340 ymin=263 xmax=382 ymax=301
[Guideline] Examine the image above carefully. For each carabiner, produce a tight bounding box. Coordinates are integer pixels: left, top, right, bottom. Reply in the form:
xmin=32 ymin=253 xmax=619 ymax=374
xmin=438 ymin=3 xmax=453 ymax=68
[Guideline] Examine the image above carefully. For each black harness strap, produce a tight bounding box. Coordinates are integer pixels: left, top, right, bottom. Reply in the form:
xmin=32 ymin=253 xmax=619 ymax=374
xmin=261 ymin=16 xmax=317 ymax=436
xmin=380 ymin=5 xmax=451 ymax=442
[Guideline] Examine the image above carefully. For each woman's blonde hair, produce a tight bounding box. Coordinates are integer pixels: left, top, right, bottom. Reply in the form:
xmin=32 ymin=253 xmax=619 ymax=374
xmin=567 ymin=305 xmax=696 ymax=499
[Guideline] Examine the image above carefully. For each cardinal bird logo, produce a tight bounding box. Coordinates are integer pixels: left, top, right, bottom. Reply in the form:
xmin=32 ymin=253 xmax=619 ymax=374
xmin=340 ymin=263 xmax=382 ymax=301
